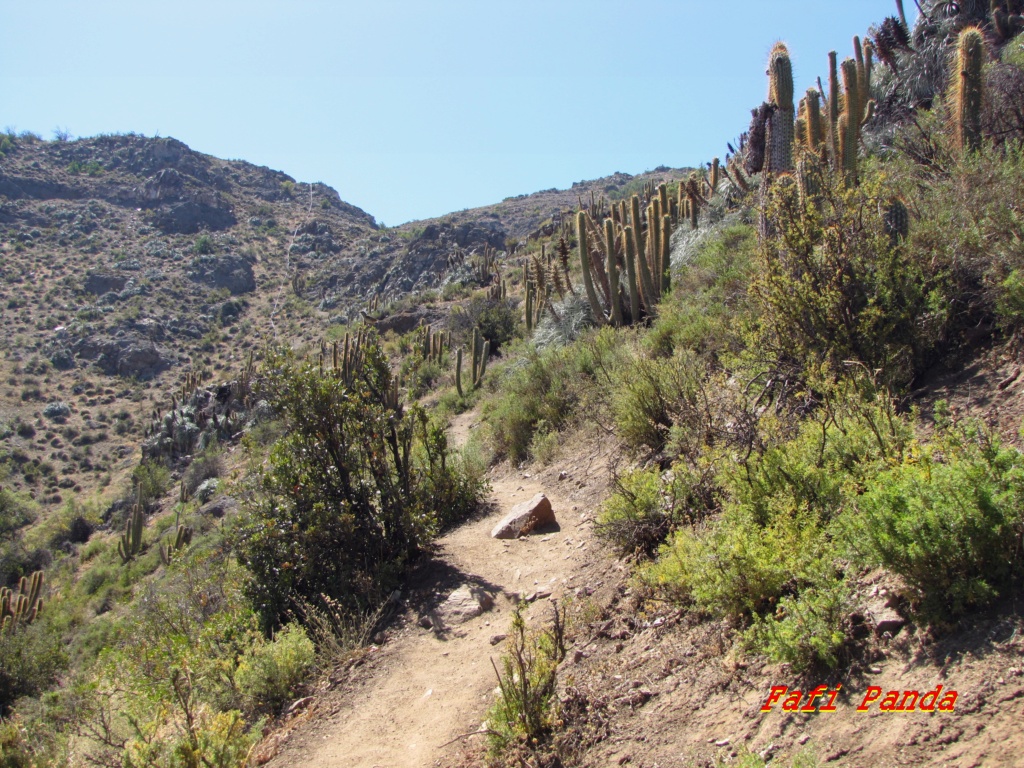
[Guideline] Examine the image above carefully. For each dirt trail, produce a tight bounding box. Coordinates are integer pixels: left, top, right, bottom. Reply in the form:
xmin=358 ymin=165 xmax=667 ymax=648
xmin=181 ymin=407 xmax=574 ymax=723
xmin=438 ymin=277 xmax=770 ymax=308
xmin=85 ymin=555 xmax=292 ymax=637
xmin=264 ymin=411 xmax=614 ymax=768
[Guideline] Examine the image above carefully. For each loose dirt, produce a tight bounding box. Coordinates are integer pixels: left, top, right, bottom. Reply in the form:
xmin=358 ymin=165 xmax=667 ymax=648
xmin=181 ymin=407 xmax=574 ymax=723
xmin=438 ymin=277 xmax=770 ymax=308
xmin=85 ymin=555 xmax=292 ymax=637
xmin=260 ymin=413 xmax=615 ymax=768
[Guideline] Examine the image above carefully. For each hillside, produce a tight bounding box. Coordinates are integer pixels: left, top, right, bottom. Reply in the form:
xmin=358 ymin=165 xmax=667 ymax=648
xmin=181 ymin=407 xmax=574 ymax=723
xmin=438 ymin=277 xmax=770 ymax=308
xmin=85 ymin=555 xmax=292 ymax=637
xmin=5 ymin=1 xmax=1024 ymax=767
xmin=0 ymin=131 xmax=688 ymax=517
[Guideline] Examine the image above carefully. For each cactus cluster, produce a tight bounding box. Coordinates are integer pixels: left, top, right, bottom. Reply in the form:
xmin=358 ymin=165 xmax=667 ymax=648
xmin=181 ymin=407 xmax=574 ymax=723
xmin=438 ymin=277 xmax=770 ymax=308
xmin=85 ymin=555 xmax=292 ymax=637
xmin=118 ymin=491 xmax=146 ymax=565
xmin=0 ymin=570 xmax=44 ymax=633
xmin=576 ymin=190 xmax=675 ymax=326
xmin=991 ymin=0 xmax=1024 ymax=42
xmin=455 ymin=327 xmax=489 ymax=397
xmin=319 ymin=329 xmax=369 ymax=387
xmin=159 ymin=523 xmax=194 ymax=566
xmin=417 ymin=325 xmax=450 ymax=364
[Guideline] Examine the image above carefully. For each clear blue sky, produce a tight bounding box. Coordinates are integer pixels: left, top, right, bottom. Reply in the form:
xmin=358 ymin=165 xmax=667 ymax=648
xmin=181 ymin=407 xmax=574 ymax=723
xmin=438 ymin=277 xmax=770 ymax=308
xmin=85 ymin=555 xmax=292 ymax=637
xmin=4 ymin=1 xmax=906 ymax=225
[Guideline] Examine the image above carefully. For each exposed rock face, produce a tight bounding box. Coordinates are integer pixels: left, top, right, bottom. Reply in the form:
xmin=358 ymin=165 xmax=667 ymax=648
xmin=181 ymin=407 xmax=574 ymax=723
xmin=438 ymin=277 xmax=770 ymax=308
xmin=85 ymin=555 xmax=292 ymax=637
xmin=187 ymin=253 xmax=256 ymax=294
xmin=84 ymin=272 xmax=128 ymax=295
xmin=491 ymin=493 xmax=556 ymax=539
xmin=73 ymin=334 xmax=175 ymax=379
xmin=152 ymin=199 xmax=236 ymax=234
xmin=369 ymin=305 xmax=446 ymax=336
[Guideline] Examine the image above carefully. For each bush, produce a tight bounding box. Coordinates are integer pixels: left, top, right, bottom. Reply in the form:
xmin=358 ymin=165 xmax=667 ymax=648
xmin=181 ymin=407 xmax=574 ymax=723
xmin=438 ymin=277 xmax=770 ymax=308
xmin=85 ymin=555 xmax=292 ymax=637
xmin=236 ymin=623 xmax=315 ymax=715
xmin=487 ymin=603 xmax=566 ymax=758
xmin=0 ymin=617 xmax=67 ymax=716
xmin=236 ymin=340 xmax=484 ymax=631
xmin=847 ymin=423 xmax=1024 ymax=619
xmin=183 ymin=444 xmax=223 ymax=498
xmin=753 ymin=169 xmax=934 ymax=387
xmin=132 ymin=459 xmax=171 ymax=509
xmin=744 ymin=577 xmax=852 ymax=672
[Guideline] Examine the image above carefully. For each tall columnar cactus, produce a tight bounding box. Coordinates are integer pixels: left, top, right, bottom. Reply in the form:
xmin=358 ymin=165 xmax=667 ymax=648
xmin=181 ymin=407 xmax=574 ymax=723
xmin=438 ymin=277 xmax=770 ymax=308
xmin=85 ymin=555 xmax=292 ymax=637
xmin=827 ymin=51 xmax=841 ymax=172
xmin=471 ymin=328 xmax=489 ymax=389
xmin=840 ymin=57 xmax=861 ymax=185
xmin=660 ymin=215 xmax=672 ymax=295
xmin=953 ymin=27 xmax=985 ymax=153
xmin=882 ymin=197 xmax=910 ymax=246
xmin=767 ymin=42 xmax=795 ymax=173
xmin=118 ymin=495 xmax=145 ymax=565
xmin=578 ymin=210 xmax=607 ymax=325
xmin=708 ymin=157 xmax=720 ymax=194
xmin=604 ymin=218 xmax=623 ymax=326
xmin=622 ymin=226 xmax=641 ymax=324
xmin=804 ymin=88 xmax=825 ymax=156
xmin=455 ymin=329 xmax=489 ymax=396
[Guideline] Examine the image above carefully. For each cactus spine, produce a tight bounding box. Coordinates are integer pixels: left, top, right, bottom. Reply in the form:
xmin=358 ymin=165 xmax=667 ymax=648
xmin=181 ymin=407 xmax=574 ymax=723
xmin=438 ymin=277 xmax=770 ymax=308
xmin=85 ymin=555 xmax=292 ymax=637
xmin=660 ymin=215 xmax=672 ymax=295
xmin=953 ymin=27 xmax=985 ymax=153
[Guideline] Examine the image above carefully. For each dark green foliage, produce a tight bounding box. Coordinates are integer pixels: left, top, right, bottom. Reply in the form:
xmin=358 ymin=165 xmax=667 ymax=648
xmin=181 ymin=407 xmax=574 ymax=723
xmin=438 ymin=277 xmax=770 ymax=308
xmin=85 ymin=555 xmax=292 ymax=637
xmin=236 ymin=340 xmax=483 ymax=630
xmin=0 ymin=613 xmax=66 ymax=716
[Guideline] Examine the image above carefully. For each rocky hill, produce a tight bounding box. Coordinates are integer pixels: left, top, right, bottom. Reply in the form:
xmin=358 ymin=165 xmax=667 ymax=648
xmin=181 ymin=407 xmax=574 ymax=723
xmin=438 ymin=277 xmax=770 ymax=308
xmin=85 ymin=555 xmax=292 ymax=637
xmin=0 ymin=131 xmax=688 ymax=517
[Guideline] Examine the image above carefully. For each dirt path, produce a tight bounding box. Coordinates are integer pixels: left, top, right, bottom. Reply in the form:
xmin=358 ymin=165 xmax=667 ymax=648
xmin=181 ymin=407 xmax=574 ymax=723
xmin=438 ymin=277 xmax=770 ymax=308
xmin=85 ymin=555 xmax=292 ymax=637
xmin=263 ymin=412 xmax=614 ymax=768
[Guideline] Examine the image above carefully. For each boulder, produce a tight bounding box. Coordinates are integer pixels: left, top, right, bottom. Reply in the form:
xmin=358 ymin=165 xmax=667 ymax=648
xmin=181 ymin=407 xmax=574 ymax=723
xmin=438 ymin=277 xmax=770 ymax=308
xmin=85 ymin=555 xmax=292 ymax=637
xmin=491 ymin=493 xmax=555 ymax=539
xmin=866 ymin=598 xmax=906 ymax=637
xmin=188 ymin=253 xmax=256 ymax=295
xmin=436 ymin=585 xmax=495 ymax=625
xmin=84 ymin=272 xmax=128 ymax=295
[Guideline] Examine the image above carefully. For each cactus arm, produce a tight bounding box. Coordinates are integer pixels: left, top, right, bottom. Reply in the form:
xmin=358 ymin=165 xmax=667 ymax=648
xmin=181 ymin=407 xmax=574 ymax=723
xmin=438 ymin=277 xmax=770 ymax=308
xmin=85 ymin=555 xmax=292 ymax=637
xmin=604 ymin=218 xmax=623 ymax=326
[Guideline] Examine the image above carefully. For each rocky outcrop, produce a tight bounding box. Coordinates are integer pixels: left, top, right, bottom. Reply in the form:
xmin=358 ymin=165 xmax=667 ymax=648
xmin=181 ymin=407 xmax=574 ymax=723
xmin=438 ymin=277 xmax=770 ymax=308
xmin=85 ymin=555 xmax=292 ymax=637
xmin=491 ymin=493 xmax=556 ymax=539
xmin=84 ymin=272 xmax=128 ymax=296
xmin=73 ymin=334 xmax=176 ymax=380
xmin=187 ymin=253 xmax=256 ymax=294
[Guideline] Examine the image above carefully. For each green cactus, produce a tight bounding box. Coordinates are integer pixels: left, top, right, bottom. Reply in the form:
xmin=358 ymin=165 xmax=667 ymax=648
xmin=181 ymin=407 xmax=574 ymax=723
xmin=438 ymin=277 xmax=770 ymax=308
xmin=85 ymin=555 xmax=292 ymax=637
xmin=882 ymin=197 xmax=910 ymax=246
xmin=455 ymin=347 xmax=465 ymax=397
xmin=826 ymin=51 xmax=841 ymax=171
xmin=159 ymin=524 xmax=194 ymax=566
xmin=767 ymin=42 xmax=795 ymax=173
xmin=622 ymin=226 xmax=641 ymax=324
xmin=709 ymin=158 xmax=720 ymax=195
xmin=118 ymin=493 xmax=145 ymax=565
xmin=804 ymin=88 xmax=825 ymax=156
xmin=953 ymin=27 xmax=985 ymax=153
xmin=660 ymin=215 xmax=672 ymax=295
xmin=577 ymin=210 xmax=607 ymax=325
xmin=0 ymin=574 xmax=45 ymax=633
xmin=604 ymin=218 xmax=623 ymax=326
xmin=471 ymin=328 xmax=489 ymax=389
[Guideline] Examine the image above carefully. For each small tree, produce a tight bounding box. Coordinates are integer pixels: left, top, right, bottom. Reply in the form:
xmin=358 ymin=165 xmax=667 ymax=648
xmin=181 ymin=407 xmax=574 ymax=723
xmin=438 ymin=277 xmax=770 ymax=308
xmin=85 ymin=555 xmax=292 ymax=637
xmin=236 ymin=335 xmax=481 ymax=631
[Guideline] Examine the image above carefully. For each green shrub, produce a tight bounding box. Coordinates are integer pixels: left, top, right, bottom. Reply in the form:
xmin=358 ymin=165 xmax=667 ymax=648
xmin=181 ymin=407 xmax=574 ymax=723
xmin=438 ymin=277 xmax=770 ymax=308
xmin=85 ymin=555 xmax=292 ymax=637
xmin=236 ymin=623 xmax=315 ymax=715
xmin=132 ymin=460 xmax=171 ymax=509
xmin=0 ymin=616 xmax=67 ymax=716
xmin=236 ymin=340 xmax=484 ymax=630
xmin=744 ymin=577 xmax=852 ymax=671
xmin=847 ymin=425 xmax=1024 ymax=619
xmin=487 ymin=603 xmax=566 ymax=758
xmin=753 ymin=169 xmax=933 ymax=387
xmin=598 ymin=467 xmax=675 ymax=557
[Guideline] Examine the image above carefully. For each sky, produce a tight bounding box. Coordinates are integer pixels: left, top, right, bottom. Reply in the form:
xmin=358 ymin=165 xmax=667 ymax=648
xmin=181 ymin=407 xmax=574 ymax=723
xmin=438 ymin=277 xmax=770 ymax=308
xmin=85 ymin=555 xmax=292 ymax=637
xmin=3 ymin=1 xmax=908 ymax=226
